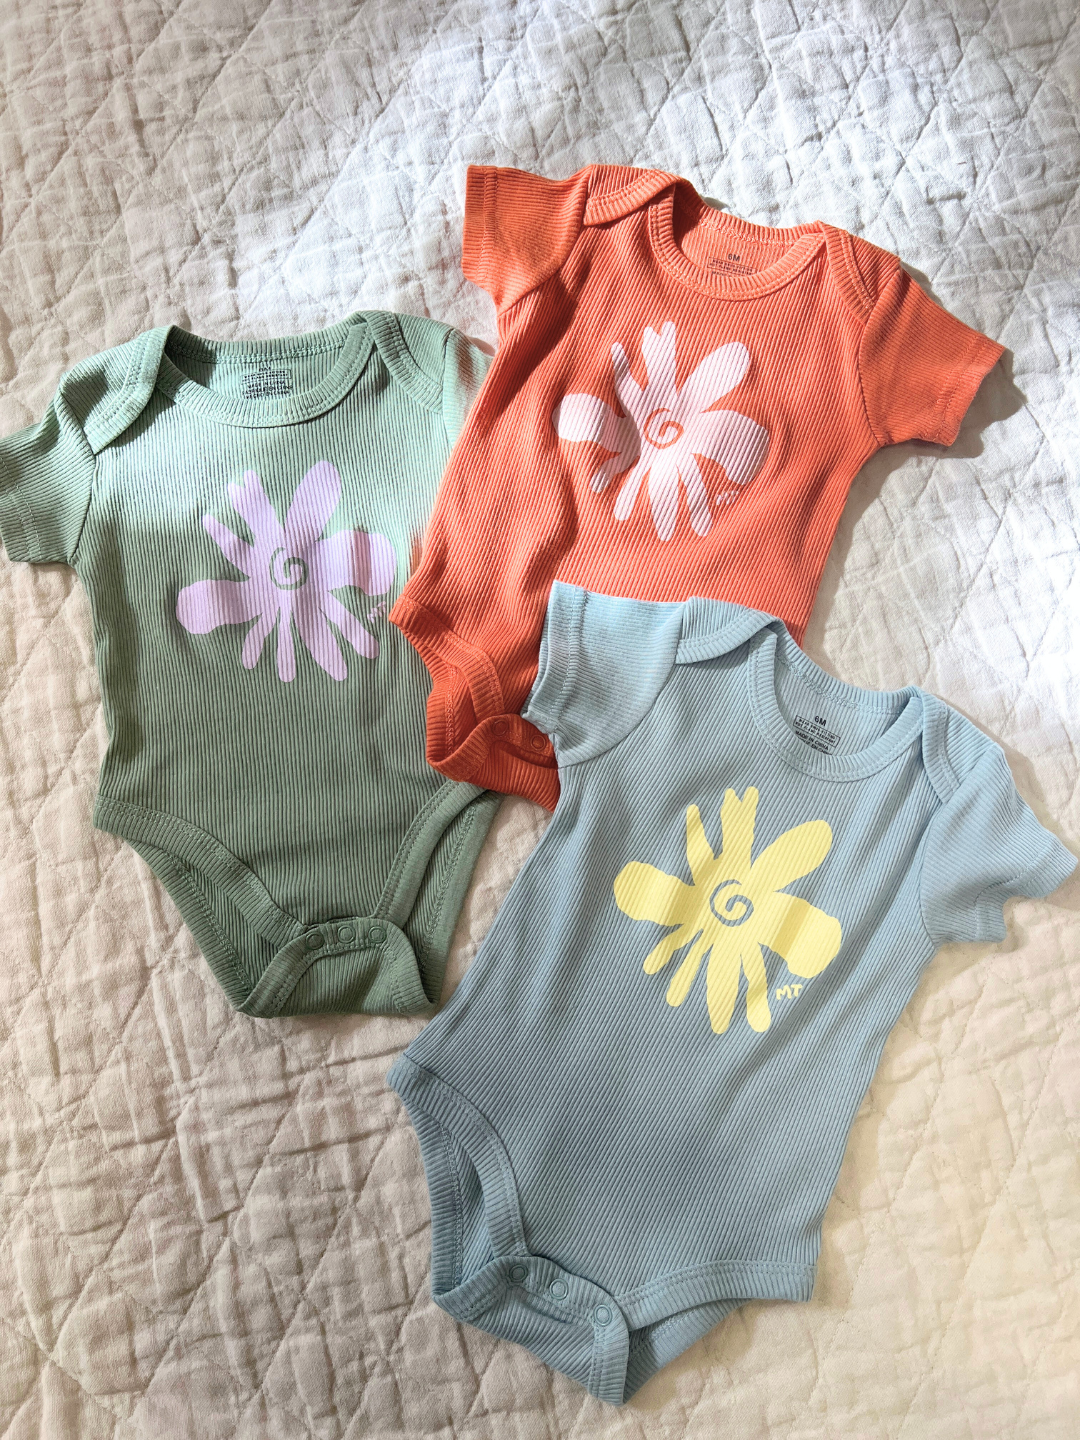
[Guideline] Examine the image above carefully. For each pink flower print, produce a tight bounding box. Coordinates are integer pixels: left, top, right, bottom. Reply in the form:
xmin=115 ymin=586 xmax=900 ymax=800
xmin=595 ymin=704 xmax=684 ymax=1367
xmin=176 ymin=461 xmax=395 ymax=682
xmin=552 ymin=321 xmax=770 ymax=541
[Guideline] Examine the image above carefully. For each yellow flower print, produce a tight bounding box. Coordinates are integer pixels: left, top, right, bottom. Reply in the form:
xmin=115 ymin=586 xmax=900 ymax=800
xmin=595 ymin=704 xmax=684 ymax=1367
xmin=614 ymin=788 xmax=842 ymax=1034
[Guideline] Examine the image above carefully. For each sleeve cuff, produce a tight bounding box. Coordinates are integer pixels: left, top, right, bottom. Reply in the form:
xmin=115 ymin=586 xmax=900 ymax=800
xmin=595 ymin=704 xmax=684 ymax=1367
xmin=935 ymin=332 xmax=1004 ymax=446
xmin=972 ymin=836 xmax=1077 ymax=943
xmin=0 ymin=482 xmax=38 ymax=562
xmin=1016 ymin=835 xmax=1077 ymax=902
xmin=461 ymin=165 xmax=494 ymax=290
xmin=522 ymin=581 xmax=584 ymax=740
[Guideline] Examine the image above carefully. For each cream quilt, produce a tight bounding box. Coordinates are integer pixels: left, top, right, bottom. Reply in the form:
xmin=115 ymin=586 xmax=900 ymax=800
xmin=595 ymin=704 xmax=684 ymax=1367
xmin=1 ymin=1 xmax=1077 ymax=1435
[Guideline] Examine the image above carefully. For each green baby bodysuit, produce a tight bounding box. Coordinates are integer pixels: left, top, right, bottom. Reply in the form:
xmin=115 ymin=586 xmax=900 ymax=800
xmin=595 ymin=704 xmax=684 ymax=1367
xmin=0 ymin=311 xmax=499 ymax=1016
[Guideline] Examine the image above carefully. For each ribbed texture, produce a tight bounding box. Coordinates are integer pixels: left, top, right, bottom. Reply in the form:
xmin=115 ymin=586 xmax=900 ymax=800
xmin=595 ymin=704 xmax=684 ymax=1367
xmin=390 ymin=585 xmax=1074 ymax=1403
xmin=0 ymin=310 xmax=499 ymax=1015
xmin=391 ymin=162 xmax=1005 ymax=809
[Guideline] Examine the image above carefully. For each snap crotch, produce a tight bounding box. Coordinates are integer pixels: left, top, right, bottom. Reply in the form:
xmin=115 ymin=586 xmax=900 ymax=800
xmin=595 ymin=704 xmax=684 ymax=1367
xmin=448 ymin=1253 xmax=630 ymax=1405
xmin=95 ymin=779 xmax=496 ymax=1017
xmin=389 ymin=1053 xmax=631 ymax=1402
xmin=240 ymin=916 xmax=422 ymax=1017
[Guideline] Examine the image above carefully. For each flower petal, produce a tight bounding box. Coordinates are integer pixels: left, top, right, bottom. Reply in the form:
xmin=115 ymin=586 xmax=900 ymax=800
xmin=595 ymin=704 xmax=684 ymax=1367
xmin=680 ymin=341 xmax=749 ymax=414
xmin=553 ymin=394 xmax=640 ymax=490
xmin=641 ymin=322 xmax=677 ymax=401
xmin=294 ymin=590 xmax=347 ymax=680
xmin=752 ymin=891 xmax=842 ymax=978
xmin=684 ymin=805 xmax=717 ymax=887
xmin=590 ymin=455 xmax=626 ymax=493
xmin=241 ymin=607 xmax=279 ymax=670
xmin=274 ymin=604 xmax=296 ymax=682
xmin=719 ymin=787 xmax=758 ymax=878
xmin=228 ymin=470 xmax=284 ymax=548
xmin=643 ymin=926 xmax=699 ymax=976
xmin=749 ymin=819 xmax=833 ymax=894
xmin=741 ymin=944 xmax=772 ymax=1031
xmin=320 ymin=592 xmax=379 ymax=660
xmin=612 ymin=453 xmax=651 ymax=522
xmin=614 ymin=861 xmax=695 ymax=926
xmin=705 ymin=933 xmax=743 ymax=1033
xmin=285 ymin=460 xmax=341 ymax=553
xmin=646 ymin=453 xmax=680 ymax=541
xmin=679 ymin=453 xmax=712 ymax=536
xmin=665 ymin=932 xmax=712 ymax=1007
xmin=176 ymin=578 xmax=262 ymax=634
xmin=203 ymin=515 xmax=257 ymax=577
xmin=314 ymin=529 xmax=395 ymax=595
xmin=611 ymin=341 xmax=644 ymax=419
xmin=552 ymin=392 xmax=617 ymax=444
xmin=686 ymin=409 xmax=769 ymax=488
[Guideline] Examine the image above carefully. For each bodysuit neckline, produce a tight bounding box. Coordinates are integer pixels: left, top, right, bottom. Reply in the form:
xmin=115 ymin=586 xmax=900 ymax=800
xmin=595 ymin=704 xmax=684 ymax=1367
xmin=156 ymin=313 xmax=376 ymax=428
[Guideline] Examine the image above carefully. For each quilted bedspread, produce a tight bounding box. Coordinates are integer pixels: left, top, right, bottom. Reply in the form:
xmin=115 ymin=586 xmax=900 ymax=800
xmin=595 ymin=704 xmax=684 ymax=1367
xmin=1 ymin=2 xmax=1077 ymax=1435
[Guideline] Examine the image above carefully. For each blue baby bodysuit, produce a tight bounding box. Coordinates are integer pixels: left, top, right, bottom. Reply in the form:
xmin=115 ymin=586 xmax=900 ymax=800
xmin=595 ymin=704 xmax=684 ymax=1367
xmin=389 ymin=582 xmax=1075 ymax=1404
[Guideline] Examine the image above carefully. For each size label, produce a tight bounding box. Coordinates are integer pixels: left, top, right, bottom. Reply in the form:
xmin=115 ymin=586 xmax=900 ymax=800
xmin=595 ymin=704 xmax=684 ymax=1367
xmin=793 ymin=713 xmax=841 ymax=754
xmin=241 ymin=365 xmax=294 ymax=399
xmin=707 ymin=251 xmax=756 ymax=276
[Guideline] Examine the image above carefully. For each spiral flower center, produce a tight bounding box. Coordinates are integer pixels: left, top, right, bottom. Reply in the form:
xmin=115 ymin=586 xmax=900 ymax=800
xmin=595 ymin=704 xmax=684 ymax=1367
xmin=710 ymin=879 xmax=755 ymax=927
xmin=270 ymin=547 xmax=309 ymax=591
xmin=644 ymin=407 xmax=685 ymax=449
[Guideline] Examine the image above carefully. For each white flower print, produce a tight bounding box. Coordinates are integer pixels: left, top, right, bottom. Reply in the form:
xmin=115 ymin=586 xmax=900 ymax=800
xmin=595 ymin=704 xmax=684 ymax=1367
xmin=552 ymin=321 xmax=770 ymax=541
xmin=176 ymin=461 xmax=395 ymax=683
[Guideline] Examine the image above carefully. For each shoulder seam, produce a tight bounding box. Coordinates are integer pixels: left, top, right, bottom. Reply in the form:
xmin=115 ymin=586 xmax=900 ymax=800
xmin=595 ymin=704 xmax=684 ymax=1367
xmin=439 ymin=326 xmax=455 ymax=447
xmin=557 ymin=598 xmax=682 ymax=773
xmin=94 ymin=330 xmax=157 ymax=443
xmin=915 ymin=797 xmax=945 ymax=946
xmin=855 ymin=266 xmax=908 ymax=450
xmin=495 ymin=169 xmax=594 ymax=326
xmin=366 ymin=311 xmax=443 ymax=413
xmin=829 ymin=228 xmax=874 ymax=320
xmin=57 ymin=383 xmax=99 ymax=566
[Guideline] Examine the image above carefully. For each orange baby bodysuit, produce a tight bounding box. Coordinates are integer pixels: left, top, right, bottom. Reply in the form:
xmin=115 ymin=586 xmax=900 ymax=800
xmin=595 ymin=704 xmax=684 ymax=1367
xmin=391 ymin=164 xmax=1003 ymax=810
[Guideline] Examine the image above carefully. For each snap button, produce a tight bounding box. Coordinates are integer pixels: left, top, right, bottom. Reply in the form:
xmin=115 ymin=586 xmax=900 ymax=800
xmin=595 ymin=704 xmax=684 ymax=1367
xmin=306 ymin=931 xmax=323 ymax=950
xmin=508 ymin=1263 xmax=528 ymax=1284
xmin=337 ymin=924 xmax=355 ymax=944
xmin=529 ymin=736 xmax=547 ymax=752
xmin=493 ymin=720 xmax=509 ymax=736
xmin=368 ymin=924 xmax=387 ymax=944
xmin=549 ymin=1279 xmax=568 ymax=1299
xmin=593 ymin=1304 xmax=612 ymax=1326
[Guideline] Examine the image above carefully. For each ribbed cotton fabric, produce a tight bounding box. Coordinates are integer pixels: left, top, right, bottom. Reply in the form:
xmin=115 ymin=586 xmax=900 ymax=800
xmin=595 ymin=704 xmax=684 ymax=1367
xmin=391 ymin=163 xmax=1005 ymax=809
xmin=389 ymin=583 xmax=1074 ymax=1404
xmin=0 ymin=311 xmax=499 ymax=1016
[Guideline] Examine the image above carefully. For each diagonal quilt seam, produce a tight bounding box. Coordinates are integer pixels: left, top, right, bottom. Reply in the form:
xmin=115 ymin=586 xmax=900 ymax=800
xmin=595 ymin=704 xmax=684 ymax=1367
xmin=162 ymin=0 xmax=380 ymax=301
xmin=789 ymin=942 xmax=997 ymax=1430
xmin=0 ymin=2 xmax=187 ymax=255
xmin=123 ymin=1041 xmax=324 ymax=1420
xmin=223 ymin=1120 xmax=406 ymax=1439
xmin=0 ymin=579 xmax=88 ymax=719
xmin=2 ymin=973 xmax=243 ymax=1377
xmin=893 ymin=1018 xmax=1070 ymax=1439
xmin=236 ymin=0 xmax=523 ymax=318
xmin=931 ymin=4 xmax=1080 ymax=300
xmin=0 ymin=0 xmax=282 ymax=389
xmin=0 ymin=1309 xmax=127 ymax=1425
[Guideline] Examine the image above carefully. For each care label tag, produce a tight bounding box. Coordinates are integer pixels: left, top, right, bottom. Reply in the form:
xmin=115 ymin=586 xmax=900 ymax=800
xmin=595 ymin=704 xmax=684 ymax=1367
xmin=241 ymin=365 xmax=294 ymax=399
xmin=707 ymin=251 xmax=757 ymax=276
xmin=793 ymin=713 xmax=841 ymax=754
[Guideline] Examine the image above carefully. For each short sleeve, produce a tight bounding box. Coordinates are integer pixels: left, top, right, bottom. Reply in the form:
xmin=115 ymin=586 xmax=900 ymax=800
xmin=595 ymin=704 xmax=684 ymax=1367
xmin=858 ymin=266 xmax=1004 ymax=447
xmin=441 ymin=329 xmax=491 ymax=445
xmin=0 ymin=387 xmax=97 ymax=565
xmin=522 ymin=583 xmax=683 ymax=768
xmin=921 ymin=747 xmax=1075 ymax=945
xmin=462 ymin=165 xmax=591 ymax=315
